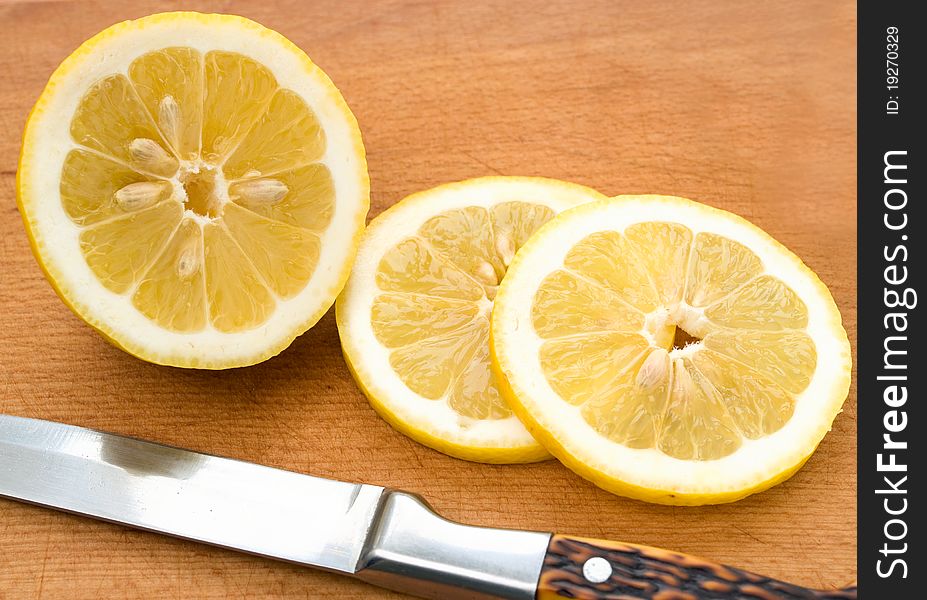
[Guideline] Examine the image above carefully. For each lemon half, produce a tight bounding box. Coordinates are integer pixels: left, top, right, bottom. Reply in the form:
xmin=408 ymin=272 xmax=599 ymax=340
xmin=491 ymin=196 xmax=851 ymax=503
xmin=17 ymin=12 xmax=368 ymax=368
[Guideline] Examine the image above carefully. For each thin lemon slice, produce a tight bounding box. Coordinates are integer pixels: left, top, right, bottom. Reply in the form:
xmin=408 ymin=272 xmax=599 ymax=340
xmin=491 ymin=196 xmax=851 ymax=502
xmin=17 ymin=12 xmax=368 ymax=368
xmin=337 ymin=177 xmax=605 ymax=463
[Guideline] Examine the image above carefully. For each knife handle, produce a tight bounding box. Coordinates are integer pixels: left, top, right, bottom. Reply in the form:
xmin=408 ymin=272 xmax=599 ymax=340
xmin=537 ymin=535 xmax=857 ymax=600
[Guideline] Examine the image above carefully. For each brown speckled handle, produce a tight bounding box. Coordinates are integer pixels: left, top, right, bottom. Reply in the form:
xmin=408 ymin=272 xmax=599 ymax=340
xmin=537 ymin=535 xmax=857 ymax=600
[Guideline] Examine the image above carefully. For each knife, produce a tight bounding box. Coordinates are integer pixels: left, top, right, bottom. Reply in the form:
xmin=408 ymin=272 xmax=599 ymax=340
xmin=0 ymin=414 xmax=854 ymax=599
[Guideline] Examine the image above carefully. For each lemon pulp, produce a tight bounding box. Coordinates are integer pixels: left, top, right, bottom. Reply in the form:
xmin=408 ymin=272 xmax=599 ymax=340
xmin=372 ymin=202 xmax=555 ymax=420
xmin=533 ymin=223 xmax=816 ymax=460
xmin=63 ymin=48 xmax=334 ymax=333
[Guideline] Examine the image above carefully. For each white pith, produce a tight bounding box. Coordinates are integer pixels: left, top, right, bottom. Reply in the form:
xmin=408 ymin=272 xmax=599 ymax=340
xmin=19 ymin=14 xmax=368 ymax=367
xmin=338 ymin=178 xmax=606 ymax=456
xmin=492 ymin=196 xmax=852 ymax=495
xmin=174 ymin=160 xmax=231 ymax=225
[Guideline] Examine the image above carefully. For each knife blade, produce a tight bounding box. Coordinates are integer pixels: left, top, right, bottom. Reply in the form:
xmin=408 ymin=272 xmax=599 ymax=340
xmin=0 ymin=413 xmax=386 ymax=571
xmin=0 ymin=414 xmax=547 ymax=599
xmin=1 ymin=415 xmax=856 ymax=600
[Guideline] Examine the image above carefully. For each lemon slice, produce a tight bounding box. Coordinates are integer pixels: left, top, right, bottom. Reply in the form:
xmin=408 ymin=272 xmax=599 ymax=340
xmin=17 ymin=12 xmax=368 ymax=368
xmin=337 ymin=177 xmax=605 ymax=463
xmin=491 ymin=196 xmax=851 ymax=503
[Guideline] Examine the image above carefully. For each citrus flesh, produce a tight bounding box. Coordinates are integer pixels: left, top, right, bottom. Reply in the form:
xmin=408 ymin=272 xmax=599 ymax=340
xmin=18 ymin=13 xmax=368 ymax=368
xmin=491 ymin=196 xmax=851 ymax=503
xmin=337 ymin=177 xmax=606 ymax=462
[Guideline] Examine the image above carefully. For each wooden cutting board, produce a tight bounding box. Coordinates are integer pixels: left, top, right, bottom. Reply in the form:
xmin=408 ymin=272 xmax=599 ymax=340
xmin=0 ymin=1 xmax=856 ymax=597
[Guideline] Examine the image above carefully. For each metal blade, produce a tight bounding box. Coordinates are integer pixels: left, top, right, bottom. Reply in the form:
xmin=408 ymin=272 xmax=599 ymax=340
xmin=0 ymin=415 xmax=385 ymax=573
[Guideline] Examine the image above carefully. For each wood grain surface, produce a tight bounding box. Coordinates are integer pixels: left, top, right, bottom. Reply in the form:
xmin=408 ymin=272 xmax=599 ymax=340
xmin=0 ymin=1 xmax=856 ymax=598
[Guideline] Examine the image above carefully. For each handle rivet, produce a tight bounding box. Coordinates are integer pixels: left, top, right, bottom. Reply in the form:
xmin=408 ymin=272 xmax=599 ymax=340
xmin=582 ymin=556 xmax=612 ymax=583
